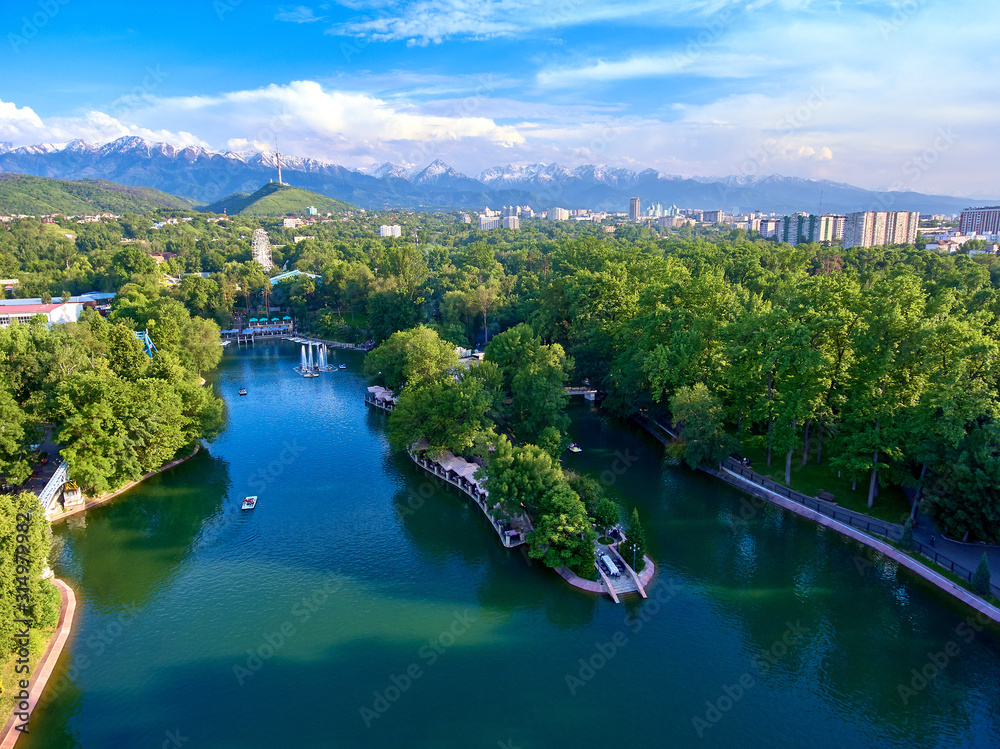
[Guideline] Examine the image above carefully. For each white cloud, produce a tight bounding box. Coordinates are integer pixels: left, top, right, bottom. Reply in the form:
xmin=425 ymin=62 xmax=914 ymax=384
xmin=275 ymin=5 xmax=326 ymax=23
xmin=0 ymin=81 xmax=525 ymax=169
xmin=538 ymin=52 xmax=788 ymax=87
xmin=0 ymin=99 xmax=207 ymax=149
xmin=331 ymin=0 xmax=776 ymax=45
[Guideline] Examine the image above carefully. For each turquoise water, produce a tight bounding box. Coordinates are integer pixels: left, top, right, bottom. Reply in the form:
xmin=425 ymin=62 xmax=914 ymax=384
xmin=22 ymin=341 xmax=1000 ymax=748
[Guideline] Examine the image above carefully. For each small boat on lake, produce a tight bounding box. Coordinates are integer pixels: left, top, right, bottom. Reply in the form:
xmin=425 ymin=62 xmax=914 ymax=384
xmin=339 ymin=364 xmax=347 ymax=369
xmin=241 ymin=496 xmax=257 ymax=510
xmin=568 ymin=443 xmax=582 ymax=453
xmin=239 ymin=388 xmax=247 ymax=396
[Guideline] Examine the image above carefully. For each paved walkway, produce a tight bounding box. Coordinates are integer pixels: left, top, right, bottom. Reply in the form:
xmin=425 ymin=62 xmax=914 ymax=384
xmin=911 ymin=515 xmax=1000 ymax=580
xmin=632 ymin=412 xmax=1000 ymax=597
xmin=0 ymin=579 xmax=77 ymax=749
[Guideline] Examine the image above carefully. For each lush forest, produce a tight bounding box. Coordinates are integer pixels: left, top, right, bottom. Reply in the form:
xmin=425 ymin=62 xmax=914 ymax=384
xmin=0 ymin=273 xmax=225 ymax=495
xmin=2 ymin=208 xmax=1000 ymax=546
xmin=201 ymin=182 xmax=357 ymax=217
xmin=0 ymin=174 xmax=196 ymax=216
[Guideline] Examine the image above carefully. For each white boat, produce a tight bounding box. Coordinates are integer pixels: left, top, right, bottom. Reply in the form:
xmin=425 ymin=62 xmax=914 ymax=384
xmin=568 ymin=443 xmax=582 ymax=453
xmin=241 ymin=496 xmax=257 ymax=510
xmin=339 ymin=364 xmax=347 ymax=369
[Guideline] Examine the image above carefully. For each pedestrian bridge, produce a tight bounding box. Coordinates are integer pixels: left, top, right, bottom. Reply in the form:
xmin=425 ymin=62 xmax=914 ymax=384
xmin=37 ymin=460 xmax=69 ymax=517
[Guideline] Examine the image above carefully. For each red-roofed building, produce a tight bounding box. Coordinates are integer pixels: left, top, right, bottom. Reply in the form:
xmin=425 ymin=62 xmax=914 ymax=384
xmin=0 ymin=301 xmax=89 ymax=328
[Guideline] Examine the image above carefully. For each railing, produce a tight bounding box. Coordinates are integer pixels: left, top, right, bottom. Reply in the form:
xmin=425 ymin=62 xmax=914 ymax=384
xmin=37 ymin=460 xmax=69 ymax=513
xmin=720 ymin=459 xmax=1000 ymax=599
xmin=407 ymin=451 xmax=526 ymax=548
xmin=631 ymin=413 xmax=1000 ymax=600
xmin=364 ymin=395 xmax=395 ymax=412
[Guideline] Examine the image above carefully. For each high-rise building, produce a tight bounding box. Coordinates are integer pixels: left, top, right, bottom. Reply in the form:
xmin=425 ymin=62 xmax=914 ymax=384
xmin=629 ymin=197 xmax=641 ymax=221
xmin=703 ymin=210 xmax=725 ymax=224
xmin=843 ymin=211 xmax=920 ymax=248
xmin=759 ymin=218 xmax=782 ymax=239
xmin=502 ymin=216 xmax=520 ymax=230
xmin=379 ymin=225 xmax=402 ymax=238
xmin=960 ymin=207 xmax=1000 ymax=235
xmin=780 ymin=213 xmax=812 ymax=245
xmin=549 ymin=207 xmax=570 ymax=221
xmin=479 ymin=215 xmax=502 ymax=230
xmin=816 ymin=214 xmax=846 ymax=242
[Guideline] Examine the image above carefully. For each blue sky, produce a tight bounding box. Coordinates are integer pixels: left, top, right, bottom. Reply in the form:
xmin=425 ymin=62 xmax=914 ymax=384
xmin=2 ymin=0 xmax=999 ymax=196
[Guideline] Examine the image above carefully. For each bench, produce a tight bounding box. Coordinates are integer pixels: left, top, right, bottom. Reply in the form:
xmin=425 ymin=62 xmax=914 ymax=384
xmin=818 ymin=491 xmax=837 ymax=503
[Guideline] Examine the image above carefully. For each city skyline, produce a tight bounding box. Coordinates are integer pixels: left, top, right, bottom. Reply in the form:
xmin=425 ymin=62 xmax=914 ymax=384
xmin=1 ymin=1 xmax=999 ymax=198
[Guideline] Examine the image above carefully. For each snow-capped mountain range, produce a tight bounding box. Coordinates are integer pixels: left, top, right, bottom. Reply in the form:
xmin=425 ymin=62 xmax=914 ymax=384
xmin=0 ymin=137 xmax=987 ymax=213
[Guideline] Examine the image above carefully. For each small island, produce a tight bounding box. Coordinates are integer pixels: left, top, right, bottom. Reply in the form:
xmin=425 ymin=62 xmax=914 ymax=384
xmin=363 ymin=324 xmax=654 ymax=600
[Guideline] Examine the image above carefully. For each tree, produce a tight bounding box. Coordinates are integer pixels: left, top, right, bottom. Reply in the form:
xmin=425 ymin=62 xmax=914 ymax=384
xmin=0 ymin=388 xmax=33 ymax=484
xmin=901 ymin=518 xmax=914 ymax=550
xmin=485 ymin=323 xmax=571 ymax=443
xmin=364 ymin=326 xmax=458 ymax=392
xmin=527 ymin=483 xmax=597 ymax=575
xmin=107 ymin=322 xmax=148 ymax=380
xmin=110 ymin=245 xmax=157 ymax=284
xmin=388 ymin=375 xmax=493 ymax=456
xmin=973 ymin=553 xmax=992 ymax=597
xmin=484 ymin=435 xmax=563 ymax=517
xmin=593 ymin=497 xmax=620 ymax=531
xmin=0 ymin=492 xmax=60 ymax=653
xmin=180 ymin=316 xmax=222 ymax=376
xmin=669 ymin=383 xmax=735 ymax=469
xmin=367 ymin=290 xmax=419 ymax=343
xmin=922 ymin=422 xmax=1000 ymax=543
xmin=566 ymin=472 xmax=606 ymax=516
xmin=620 ymin=507 xmax=648 ymax=572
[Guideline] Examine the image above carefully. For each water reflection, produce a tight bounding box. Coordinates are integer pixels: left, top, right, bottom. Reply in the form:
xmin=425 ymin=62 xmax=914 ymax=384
xmin=52 ymin=449 xmax=230 ymax=611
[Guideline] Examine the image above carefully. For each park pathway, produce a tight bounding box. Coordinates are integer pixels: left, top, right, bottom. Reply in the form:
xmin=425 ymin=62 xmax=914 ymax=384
xmin=631 ymin=412 xmax=1000 ymax=597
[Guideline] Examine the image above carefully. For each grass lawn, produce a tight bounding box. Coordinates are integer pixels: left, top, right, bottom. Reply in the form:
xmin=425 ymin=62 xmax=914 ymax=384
xmin=0 ymin=623 xmax=57 ymax=728
xmin=41 ymin=223 xmax=74 ymax=240
xmin=339 ymin=311 xmax=368 ymax=329
xmin=738 ymin=433 xmax=912 ymax=525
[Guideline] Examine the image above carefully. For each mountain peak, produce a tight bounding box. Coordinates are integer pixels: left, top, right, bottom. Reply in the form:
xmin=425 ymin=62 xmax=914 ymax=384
xmin=410 ymin=159 xmax=470 ymax=184
xmin=365 ymin=162 xmax=410 ymax=180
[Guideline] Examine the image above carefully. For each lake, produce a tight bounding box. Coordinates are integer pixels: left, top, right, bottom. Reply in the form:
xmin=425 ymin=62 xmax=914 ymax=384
xmin=22 ymin=340 xmax=1000 ymax=748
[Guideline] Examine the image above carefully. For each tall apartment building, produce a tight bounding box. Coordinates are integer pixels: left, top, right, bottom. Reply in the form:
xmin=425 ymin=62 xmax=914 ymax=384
xmin=549 ymin=207 xmax=570 ymax=221
xmin=816 ymin=214 xmax=846 ymax=243
xmin=502 ymin=216 xmax=520 ymax=230
xmin=773 ymin=213 xmax=846 ymax=245
xmin=759 ymin=218 xmax=783 ymax=239
xmin=959 ymin=207 xmax=1000 ymax=235
xmin=379 ymin=224 xmax=402 ymax=238
xmin=703 ymin=210 xmax=725 ymax=224
xmin=629 ymin=197 xmax=641 ymax=221
xmin=479 ymin=215 xmax=502 ymax=230
xmin=843 ymin=211 xmax=920 ymax=248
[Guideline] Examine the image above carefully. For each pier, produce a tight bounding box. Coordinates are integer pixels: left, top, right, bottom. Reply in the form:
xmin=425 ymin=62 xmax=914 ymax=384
xmin=284 ymin=334 xmax=373 ymax=351
xmin=407 ymin=446 xmax=530 ymax=548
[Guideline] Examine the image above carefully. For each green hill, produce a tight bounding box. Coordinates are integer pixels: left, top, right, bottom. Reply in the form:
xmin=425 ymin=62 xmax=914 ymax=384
xmin=0 ymin=173 xmax=198 ymax=215
xmin=202 ymin=182 xmax=356 ymax=216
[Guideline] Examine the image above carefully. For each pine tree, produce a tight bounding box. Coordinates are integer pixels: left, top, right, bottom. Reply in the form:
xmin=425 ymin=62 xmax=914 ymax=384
xmin=901 ymin=519 xmax=914 ymax=550
xmin=973 ymin=553 xmax=992 ymax=597
xmin=621 ymin=507 xmax=648 ymax=572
